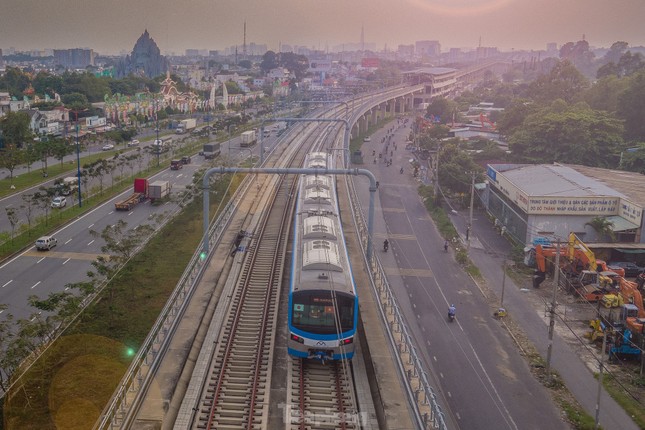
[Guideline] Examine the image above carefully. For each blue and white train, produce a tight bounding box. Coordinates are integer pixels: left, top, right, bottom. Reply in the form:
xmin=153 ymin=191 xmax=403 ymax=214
xmin=287 ymin=151 xmax=358 ymax=361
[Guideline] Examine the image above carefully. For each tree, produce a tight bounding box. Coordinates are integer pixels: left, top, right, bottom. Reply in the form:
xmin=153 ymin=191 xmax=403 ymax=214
xmin=0 ymin=67 xmax=30 ymax=96
xmin=617 ymin=51 xmax=645 ymax=77
xmin=508 ymin=103 xmax=624 ymax=167
xmin=0 ymin=111 xmax=32 ymax=148
xmin=61 ymin=92 xmax=90 ymax=111
xmin=585 ymin=216 xmax=615 ymax=242
xmin=5 ymin=207 xmax=19 ymax=241
xmin=260 ymin=51 xmax=279 ymax=74
xmin=617 ymin=71 xmax=645 ymax=142
xmin=583 ymin=75 xmax=628 ymax=113
xmin=426 ymin=97 xmax=458 ymax=124
xmin=496 ymin=99 xmax=538 ymax=137
xmin=279 ymin=52 xmax=309 ymax=80
xmin=0 ymin=144 xmax=24 ymax=179
xmin=526 ymin=60 xmax=590 ymax=104
xmin=50 ymin=138 xmax=72 ymax=169
xmin=603 ymin=41 xmax=629 ymax=65
xmin=21 ymin=193 xmax=38 ymax=231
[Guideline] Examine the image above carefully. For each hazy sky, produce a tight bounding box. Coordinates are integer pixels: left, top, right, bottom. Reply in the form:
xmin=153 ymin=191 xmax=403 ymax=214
xmin=1 ymin=0 xmax=644 ymax=54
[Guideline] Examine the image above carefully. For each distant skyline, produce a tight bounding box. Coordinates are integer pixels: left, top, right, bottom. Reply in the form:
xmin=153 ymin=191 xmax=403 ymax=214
xmin=1 ymin=0 xmax=645 ymax=55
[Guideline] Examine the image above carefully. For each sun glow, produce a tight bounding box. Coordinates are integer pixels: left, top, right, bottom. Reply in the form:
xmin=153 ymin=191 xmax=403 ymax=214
xmin=406 ymin=0 xmax=515 ymax=16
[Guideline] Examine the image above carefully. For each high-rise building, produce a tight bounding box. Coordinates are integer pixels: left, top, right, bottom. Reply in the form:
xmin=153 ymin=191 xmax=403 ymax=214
xmin=53 ymin=48 xmax=95 ymax=68
xmin=415 ymin=40 xmax=441 ymax=57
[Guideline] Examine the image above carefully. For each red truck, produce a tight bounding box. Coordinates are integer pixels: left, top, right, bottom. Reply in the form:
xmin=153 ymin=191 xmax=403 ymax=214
xmin=114 ymin=178 xmax=149 ymax=211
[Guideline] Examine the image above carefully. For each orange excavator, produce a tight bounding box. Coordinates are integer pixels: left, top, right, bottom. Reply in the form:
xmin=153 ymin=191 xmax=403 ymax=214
xmin=530 ymin=233 xmax=624 ymax=287
xmin=479 ymin=113 xmax=496 ymax=131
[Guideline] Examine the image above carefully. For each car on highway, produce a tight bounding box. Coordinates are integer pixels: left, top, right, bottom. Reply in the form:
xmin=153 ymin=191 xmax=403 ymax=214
xmin=51 ymin=196 xmax=67 ymax=208
xmin=102 ymin=143 xmax=115 ymax=151
xmin=35 ymin=235 xmax=57 ymax=251
xmin=363 ymin=136 xmax=371 ymax=142
xmin=127 ymin=139 xmax=140 ymax=147
xmin=608 ymin=261 xmax=645 ymax=277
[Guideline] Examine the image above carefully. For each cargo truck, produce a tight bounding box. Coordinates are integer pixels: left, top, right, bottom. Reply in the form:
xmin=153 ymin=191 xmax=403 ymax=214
xmin=55 ymin=176 xmax=79 ymax=196
xmin=202 ymin=142 xmax=221 ymax=160
xmin=176 ymin=118 xmax=197 ymax=134
xmin=115 ymin=178 xmax=149 ymax=211
xmin=240 ymin=130 xmax=257 ymax=147
xmin=148 ymin=181 xmax=170 ymax=200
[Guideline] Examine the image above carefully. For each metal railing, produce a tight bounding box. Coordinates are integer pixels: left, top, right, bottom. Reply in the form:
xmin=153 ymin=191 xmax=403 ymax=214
xmin=94 ymin=171 xmax=258 ymax=429
xmin=344 ymin=175 xmax=447 ymax=430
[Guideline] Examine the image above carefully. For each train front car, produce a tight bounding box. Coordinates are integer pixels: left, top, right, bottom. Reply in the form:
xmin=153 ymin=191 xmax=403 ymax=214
xmin=288 ymin=152 xmax=358 ymax=361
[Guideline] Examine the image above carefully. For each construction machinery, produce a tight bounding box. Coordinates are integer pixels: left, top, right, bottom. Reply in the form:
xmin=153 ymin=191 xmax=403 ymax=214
xmin=609 ymin=328 xmax=641 ymax=362
xmin=529 ymin=233 xmax=625 ymax=287
xmin=479 ymin=113 xmax=496 ymax=131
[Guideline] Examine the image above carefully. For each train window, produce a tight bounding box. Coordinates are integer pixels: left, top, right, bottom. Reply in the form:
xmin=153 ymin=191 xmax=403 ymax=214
xmin=312 ymin=240 xmax=331 ymax=249
xmin=291 ymin=291 xmax=354 ymax=334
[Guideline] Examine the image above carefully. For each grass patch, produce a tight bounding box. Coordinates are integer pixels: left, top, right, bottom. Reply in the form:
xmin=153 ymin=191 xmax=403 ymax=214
xmin=602 ymin=373 xmax=645 ymax=429
xmin=2 ymin=173 xmax=243 ymax=428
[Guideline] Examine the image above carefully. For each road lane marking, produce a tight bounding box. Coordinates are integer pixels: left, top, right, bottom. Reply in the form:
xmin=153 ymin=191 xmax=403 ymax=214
xmin=87 ymin=240 xmax=94 ymax=246
xmin=62 ymin=258 xmax=71 ymax=265
xmin=65 ymin=239 xmax=72 ymax=244
xmin=433 ymin=356 xmax=437 ymax=361
xmin=2 ymin=280 xmax=12 ymax=288
xmin=88 ymin=223 xmax=94 ymax=229
xmin=440 ymin=373 xmax=444 ymax=378
xmin=37 ymin=257 xmax=45 ymax=263
xmin=31 ymin=281 xmax=41 ymax=289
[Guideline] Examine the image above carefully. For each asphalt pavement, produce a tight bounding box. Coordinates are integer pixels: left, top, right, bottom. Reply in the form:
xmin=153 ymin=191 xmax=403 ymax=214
xmin=355 ymin=116 xmax=639 ymax=429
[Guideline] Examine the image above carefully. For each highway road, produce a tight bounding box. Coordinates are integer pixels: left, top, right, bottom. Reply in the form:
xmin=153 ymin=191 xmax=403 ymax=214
xmin=0 ymin=130 xmax=279 ymax=324
xmin=356 ymin=119 xmax=569 ymax=429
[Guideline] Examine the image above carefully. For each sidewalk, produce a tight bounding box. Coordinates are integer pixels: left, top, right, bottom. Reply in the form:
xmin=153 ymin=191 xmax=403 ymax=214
xmin=449 ymin=207 xmax=640 ymax=430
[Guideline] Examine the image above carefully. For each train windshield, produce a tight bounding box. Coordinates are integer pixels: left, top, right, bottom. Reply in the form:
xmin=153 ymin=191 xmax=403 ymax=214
xmin=291 ymin=290 xmax=355 ymax=334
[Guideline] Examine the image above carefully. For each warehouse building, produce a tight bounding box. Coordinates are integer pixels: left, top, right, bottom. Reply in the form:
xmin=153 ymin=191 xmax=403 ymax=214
xmin=483 ymin=163 xmax=645 ymax=246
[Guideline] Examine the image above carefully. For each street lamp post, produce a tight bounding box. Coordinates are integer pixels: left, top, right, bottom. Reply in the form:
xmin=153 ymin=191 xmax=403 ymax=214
xmin=70 ymin=109 xmax=87 ymax=207
xmin=155 ymin=100 xmax=160 ymax=167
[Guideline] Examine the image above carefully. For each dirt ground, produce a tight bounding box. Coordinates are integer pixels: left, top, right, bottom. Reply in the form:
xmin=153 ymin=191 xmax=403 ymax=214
xmin=500 ymin=271 xmax=645 ymax=427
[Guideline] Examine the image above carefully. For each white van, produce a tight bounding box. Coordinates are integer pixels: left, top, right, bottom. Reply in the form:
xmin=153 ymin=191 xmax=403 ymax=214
xmin=35 ymin=235 xmax=57 ymax=251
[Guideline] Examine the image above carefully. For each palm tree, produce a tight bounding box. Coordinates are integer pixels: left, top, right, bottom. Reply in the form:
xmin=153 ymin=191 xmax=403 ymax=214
xmin=585 ymin=216 xmax=615 ymax=242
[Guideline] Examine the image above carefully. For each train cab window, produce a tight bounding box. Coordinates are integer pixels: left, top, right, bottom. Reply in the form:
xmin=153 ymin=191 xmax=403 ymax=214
xmin=291 ymin=291 xmax=354 ymax=334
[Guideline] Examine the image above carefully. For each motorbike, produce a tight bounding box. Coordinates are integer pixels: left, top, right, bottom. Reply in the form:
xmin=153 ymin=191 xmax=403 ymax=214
xmin=444 ymin=242 xmax=449 ymax=253
xmin=400 ymin=167 xmax=404 ymax=174
xmin=448 ymin=311 xmax=455 ymax=322
xmin=383 ymin=240 xmax=389 ymax=252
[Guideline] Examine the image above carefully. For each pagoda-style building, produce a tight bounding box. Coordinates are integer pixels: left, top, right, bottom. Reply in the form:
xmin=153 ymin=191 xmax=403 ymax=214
xmin=115 ymin=29 xmax=169 ymax=79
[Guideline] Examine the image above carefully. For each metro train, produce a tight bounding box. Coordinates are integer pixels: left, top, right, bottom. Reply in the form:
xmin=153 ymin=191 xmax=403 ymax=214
xmin=287 ymin=151 xmax=358 ymax=361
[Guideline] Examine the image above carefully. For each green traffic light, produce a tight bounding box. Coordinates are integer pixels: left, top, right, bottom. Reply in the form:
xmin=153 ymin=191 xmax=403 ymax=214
xmin=126 ymin=347 xmax=135 ymax=357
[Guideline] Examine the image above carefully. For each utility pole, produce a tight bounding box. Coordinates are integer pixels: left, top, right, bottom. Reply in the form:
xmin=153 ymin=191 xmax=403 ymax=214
xmin=467 ymin=171 xmax=475 ymax=248
xmin=595 ymin=332 xmax=607 ymax=429
xmin=545 ymin=240 xmax=560 ymax=385
xmin=501 ymin=259 xmax=507 ymax=307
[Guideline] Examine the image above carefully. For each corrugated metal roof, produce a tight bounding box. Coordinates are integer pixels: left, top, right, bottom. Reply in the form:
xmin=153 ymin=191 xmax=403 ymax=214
xmin=501 ymin=164 xmax=625 ymax=198
xmin=605 ymin=215 xmax=639 ymax=232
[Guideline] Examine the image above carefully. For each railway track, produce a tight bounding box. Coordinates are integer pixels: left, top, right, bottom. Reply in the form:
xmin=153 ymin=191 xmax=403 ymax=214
xmin=287 ymin=358 xmax=359 ymax=430
xmin=195 ymin=168 xmax=297 ymax=429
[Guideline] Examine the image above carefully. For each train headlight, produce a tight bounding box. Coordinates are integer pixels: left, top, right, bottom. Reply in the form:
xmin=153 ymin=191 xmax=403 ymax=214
xmin=291 ymin=334 xmax=304 ymax=344
xmin=341 ymin=337 xmax=353 ymax=345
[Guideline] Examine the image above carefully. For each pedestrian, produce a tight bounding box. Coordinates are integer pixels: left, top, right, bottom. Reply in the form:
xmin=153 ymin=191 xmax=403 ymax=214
xmin=376 ymin=181 xmax=380 ymax=189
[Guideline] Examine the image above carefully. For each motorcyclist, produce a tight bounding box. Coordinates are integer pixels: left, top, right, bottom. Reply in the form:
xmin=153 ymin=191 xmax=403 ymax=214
xmin=400 ymin=167 xmax=404 ymax=174
xmin=448 ymin=304 xmax=456 ymax=319
xmin=444 ymin=240 xmax=449 ymax=252
xmin=383 ymin=239 xmax=389 ymax=252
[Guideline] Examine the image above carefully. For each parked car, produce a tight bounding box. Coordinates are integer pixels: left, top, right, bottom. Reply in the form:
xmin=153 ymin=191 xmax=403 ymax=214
xmin=102 ymin=143 xmax=115 ymax=151
xmin=127 ymin=139 xmax=140 ymax=147
xmin=35 ymin=235 xmax=57 ymax=251
xmin=180 ymin=156 xmax=191 ymax=164
xmin=607 ymin=261 xmax=645 ymax=277
xmin=51 ymin=196 xmax=67 ymax=208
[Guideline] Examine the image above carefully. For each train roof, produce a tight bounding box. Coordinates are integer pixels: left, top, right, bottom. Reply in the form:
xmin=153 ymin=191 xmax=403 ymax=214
xmin=291 ymin=152 xmax=355 ymax=296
